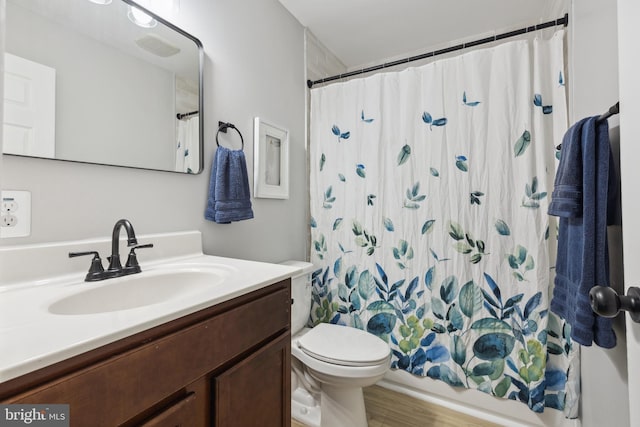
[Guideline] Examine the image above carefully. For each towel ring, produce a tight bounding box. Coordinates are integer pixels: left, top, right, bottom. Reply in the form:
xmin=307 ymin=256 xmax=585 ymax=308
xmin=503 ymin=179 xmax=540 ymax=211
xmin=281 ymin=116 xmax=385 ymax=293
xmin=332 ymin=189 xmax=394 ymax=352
xmin=216 ymin=122 xmax=244 ymax=150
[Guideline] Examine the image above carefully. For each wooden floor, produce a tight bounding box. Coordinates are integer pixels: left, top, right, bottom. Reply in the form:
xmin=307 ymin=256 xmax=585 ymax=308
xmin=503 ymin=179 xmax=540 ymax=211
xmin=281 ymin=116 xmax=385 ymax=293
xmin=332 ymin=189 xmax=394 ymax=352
xmin=291 ymin=385 xmax=502 ymax=427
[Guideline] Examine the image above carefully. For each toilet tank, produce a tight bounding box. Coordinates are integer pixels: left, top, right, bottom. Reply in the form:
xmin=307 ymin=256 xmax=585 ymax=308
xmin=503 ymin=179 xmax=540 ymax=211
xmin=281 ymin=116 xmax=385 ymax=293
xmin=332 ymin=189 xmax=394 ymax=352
xmin=280 ymin=260 xmax=315 ymax=334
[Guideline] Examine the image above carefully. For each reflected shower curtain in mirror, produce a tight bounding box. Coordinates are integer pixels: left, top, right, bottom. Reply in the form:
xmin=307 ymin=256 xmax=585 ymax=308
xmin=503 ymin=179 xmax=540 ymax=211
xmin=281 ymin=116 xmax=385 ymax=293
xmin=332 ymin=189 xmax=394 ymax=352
xmin=176 ymin=116 xmax=199 ymax=173
xmin=309 ymin=30 xmax=579 ymax=416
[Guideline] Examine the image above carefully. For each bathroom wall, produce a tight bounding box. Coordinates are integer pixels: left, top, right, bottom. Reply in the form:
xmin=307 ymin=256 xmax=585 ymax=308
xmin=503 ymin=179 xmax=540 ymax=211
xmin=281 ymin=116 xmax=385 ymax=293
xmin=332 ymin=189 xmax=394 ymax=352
xmin=569 ymin=0 xmax=629 ymax=426
xmin=0 ymin=0 xmax=308 ymax=264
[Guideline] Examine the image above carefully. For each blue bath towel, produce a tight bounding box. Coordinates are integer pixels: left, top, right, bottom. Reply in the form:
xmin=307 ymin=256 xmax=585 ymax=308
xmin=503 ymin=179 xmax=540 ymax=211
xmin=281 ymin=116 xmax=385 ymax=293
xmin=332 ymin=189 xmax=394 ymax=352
xmin=205 ymin=146 xmax=254 ymax=224
xmin=549 ymin=116 xmax=619 ymax=348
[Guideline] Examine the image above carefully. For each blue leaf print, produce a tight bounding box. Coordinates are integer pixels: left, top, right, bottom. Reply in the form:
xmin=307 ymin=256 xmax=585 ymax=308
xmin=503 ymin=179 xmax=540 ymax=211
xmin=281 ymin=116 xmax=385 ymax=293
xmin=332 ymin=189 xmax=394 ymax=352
xmin=483 ymin=273 xmax=502 ymax=303
xmin=545 ymin=369 xmax=567 ymax=391
xmin=559 ymin=71 xmax=565 ymax=87
xmin=426 ymin=365 xmax=463 ymax=387
xmin=430 ymin=167 xmax=439 ymax=177
xmin=332 ymin=218 xmax=343 ymax=230
xmin=405 ymin=277 xmax=419 ymax=300
xmin=310 ymin=216 xmax=317 ymax=228
xmin=422 ymin=111 xmax=447 ymax=130
xmin=320 ymin=153 xmax=326 ymax=171
xmin=356 ymin=164 xmax=366 ymax=178
xmin=463 ymin=91 xmax=481 ymax=107
xmin=425 ymin=345 xmax=450 ymax=363
xmin=332 ymin=125 xmax=350 ymax=142
xmin=424 ymin=266 xmax=435 ymax=290
xmin=338 ymin=173 xmax=346 ymax=182
xmin=411 ymin=348 xmax=428 ymax=368
xmin=533 ymin=94 xmax=543 ymax=107
xmin=440 ymin=276 xmax=458 ymax=304
xmin=333 ymin=258 xmax=342 ymax=277
xmin=383 ymin=217 xmax=395 ymax=232
xmin=455 ymin=155 xmax=468 ymax=172
xmin=367 ymin=312 xmax=396 ymax=335
xmin=184 ymin=149 xmax=189 ymax=157
xmin=524 ymin=291 xmax=543 ymax=319
xmin=533 ymin=94 xmax=552 ymax=114
xmin=473 ymin=333 xmax=516 ymax=361
xmin=421 ymin=333 xmax=436 ymax=347
xmin=361 ymin=110 xmax=374 ymax=123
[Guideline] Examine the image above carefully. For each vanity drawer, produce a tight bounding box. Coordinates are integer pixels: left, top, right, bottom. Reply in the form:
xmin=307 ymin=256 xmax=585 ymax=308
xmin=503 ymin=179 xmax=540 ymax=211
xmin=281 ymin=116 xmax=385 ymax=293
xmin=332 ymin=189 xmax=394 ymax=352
xmin=4 ymin=282 xmax=291 ymax=427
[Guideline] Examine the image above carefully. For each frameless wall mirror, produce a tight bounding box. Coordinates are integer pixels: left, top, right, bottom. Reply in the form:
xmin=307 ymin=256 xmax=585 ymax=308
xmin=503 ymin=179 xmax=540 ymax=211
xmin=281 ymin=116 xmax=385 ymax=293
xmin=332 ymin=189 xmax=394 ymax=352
xmin=3 ymin=0 xmax=204 ymax=173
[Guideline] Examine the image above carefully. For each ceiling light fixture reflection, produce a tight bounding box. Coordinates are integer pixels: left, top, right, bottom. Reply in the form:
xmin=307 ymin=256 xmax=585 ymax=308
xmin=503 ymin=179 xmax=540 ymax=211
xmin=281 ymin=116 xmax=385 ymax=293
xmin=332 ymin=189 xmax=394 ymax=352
xmin=87 ymin=0 xmax=112 ymax=4
xmin=128 ymin=4 xmax=157 ymax=28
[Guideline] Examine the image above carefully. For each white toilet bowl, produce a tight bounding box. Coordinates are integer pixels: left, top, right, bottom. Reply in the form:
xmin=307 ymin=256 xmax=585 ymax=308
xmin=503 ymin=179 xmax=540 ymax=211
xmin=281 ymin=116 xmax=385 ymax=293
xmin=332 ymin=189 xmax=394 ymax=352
xmin=291 ymin=323 xmax=390 ymax=427
xmin=282 ymin=260 xmax=391 ymax=427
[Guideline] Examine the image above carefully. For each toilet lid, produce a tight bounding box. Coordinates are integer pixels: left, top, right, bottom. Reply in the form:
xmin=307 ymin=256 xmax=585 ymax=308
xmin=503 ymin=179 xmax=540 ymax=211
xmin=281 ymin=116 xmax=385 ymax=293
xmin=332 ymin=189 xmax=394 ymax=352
xmin=297 ymin=323 xmax=390 ymax=367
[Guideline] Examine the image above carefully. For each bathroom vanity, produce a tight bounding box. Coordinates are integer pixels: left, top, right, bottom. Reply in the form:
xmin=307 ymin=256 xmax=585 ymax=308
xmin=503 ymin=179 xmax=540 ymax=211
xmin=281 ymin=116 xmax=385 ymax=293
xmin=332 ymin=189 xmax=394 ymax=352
xmin=0 ymin=231 xmax=296 ymax=426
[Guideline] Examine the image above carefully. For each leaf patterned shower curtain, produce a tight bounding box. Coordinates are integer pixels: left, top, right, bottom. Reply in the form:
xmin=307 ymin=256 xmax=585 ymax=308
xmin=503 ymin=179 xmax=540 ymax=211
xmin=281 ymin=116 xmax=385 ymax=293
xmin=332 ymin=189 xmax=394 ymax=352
xmin=309 ymin=30 xmax=579 ymax=416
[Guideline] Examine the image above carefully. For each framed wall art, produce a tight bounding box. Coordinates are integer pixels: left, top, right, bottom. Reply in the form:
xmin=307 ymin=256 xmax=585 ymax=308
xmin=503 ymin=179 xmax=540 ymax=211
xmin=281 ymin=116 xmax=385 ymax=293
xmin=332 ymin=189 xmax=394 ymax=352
xmin=253 ymin=117 xmax=289 ymax=199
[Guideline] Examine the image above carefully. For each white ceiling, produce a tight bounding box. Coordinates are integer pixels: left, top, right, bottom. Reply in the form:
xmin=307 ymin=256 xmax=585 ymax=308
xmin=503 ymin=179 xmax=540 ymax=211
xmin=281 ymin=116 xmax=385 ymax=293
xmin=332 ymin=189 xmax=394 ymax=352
xmin=278 ymin=0 xmax=566 ymax=70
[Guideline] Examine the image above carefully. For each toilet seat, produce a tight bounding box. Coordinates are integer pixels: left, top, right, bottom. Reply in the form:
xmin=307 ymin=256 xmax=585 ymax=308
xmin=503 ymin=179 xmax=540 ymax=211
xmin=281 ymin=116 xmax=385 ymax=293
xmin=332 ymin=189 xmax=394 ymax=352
xmin=297 ymin=323 xmax=390 ymax=367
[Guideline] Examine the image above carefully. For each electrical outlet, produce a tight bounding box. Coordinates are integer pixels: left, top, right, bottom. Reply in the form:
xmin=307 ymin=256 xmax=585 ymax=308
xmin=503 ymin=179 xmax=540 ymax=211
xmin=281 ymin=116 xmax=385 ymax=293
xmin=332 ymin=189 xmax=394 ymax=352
xmin=1 ymin=198 xmax=18 ymax=213
xmin=1 ymin=214 xmax=18 ymax=227
xmin=0 ymin=191 xmax=31 ymax=238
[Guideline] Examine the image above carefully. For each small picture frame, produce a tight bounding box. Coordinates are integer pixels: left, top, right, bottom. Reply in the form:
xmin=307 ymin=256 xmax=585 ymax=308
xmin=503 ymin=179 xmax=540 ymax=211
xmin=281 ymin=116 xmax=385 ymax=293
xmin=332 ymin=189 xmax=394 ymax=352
xmin=253 ymin=117 xmax=289 ymax=199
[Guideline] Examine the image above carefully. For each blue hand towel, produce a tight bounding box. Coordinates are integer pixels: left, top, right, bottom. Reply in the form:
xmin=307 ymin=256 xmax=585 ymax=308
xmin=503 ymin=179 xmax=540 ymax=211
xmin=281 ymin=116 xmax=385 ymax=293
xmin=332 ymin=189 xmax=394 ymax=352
xmin=549 ymin=116 xmax=619 ymax=348
xmin=205 ymin=146 xmax=254 ymax=224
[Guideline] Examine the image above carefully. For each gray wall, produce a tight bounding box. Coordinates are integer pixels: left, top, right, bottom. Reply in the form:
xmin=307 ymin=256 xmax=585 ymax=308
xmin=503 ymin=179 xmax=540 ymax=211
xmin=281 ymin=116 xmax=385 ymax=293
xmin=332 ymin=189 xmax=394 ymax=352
xmin=571 ymin=1 xmax=630 ymax=426
xmin=0 ymin=0 xmax=308 ymax=265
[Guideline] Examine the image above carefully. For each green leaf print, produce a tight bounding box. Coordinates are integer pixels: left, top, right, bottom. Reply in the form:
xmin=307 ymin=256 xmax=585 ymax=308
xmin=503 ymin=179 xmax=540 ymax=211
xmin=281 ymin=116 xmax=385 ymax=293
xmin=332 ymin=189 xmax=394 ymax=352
xmin=422 ymin=219 xmax=436 ymax=234
xmin=514 ymin=130 xmax=531 ymax=157
xmin=323 ymin=186 xmax=336 ymax=209
xmin=398 ymin=144 xmax=411 ymax=165
xmin=404 ymin=182 xmax=427 ymax=209
xmin=495 ymin=219 xmax=511 ymax=236
xmin=522 ymin=176 xmax=547 ymax=208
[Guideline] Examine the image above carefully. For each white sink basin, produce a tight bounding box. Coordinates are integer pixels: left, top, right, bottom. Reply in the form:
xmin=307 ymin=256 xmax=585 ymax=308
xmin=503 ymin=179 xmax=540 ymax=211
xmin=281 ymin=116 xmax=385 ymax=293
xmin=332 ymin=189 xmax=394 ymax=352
xmin=48 ymin=266 xmax=230 ymax=315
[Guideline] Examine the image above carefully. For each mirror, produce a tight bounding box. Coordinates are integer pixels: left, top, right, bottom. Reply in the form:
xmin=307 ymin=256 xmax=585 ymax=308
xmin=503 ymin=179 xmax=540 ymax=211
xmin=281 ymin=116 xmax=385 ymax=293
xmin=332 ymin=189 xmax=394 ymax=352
xmin=3 ymin=0 xmax=203 ymax=173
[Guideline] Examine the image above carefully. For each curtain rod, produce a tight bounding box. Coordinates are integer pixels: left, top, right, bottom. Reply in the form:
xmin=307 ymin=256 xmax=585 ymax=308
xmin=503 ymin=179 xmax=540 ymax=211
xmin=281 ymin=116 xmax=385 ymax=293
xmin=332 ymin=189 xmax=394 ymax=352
xmin=177 ymin=110 xmax=199 ymax=120
xmin=307 ymin=13 xmax=569 ymax=89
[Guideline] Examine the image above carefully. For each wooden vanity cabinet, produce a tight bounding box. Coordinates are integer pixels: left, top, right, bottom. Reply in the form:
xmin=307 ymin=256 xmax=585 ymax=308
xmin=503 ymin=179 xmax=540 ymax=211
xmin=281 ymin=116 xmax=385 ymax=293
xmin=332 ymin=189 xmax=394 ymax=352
xmin=0 ymin=280 xmax=292 ymax=427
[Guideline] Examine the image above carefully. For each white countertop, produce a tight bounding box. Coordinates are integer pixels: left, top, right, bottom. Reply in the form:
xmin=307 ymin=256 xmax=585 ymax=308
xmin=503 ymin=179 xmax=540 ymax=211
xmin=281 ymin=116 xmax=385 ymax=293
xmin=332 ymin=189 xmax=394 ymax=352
xmin=0 ymin=231 xmax=301 ymax=383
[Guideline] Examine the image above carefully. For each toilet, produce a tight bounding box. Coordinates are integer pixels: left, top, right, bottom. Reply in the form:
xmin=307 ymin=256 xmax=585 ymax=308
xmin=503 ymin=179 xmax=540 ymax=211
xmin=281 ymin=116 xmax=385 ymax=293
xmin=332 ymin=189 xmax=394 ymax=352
xmin=282 ymin=261 xmax=391 ymax=427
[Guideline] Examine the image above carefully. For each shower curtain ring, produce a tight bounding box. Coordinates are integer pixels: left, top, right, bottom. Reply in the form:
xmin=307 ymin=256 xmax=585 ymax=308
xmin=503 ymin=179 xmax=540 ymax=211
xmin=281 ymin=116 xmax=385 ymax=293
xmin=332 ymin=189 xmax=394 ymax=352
xmin=216 ymin=121 xmax=244 ymax=150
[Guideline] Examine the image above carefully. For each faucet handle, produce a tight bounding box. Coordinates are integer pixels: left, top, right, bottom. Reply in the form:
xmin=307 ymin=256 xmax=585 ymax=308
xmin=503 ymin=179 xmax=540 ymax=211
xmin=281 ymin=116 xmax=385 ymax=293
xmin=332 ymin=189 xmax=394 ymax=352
xmin=125 ymin=244 xmax=154 ymax=271
xmin=69 ymin=251 xmax=105 ymax=281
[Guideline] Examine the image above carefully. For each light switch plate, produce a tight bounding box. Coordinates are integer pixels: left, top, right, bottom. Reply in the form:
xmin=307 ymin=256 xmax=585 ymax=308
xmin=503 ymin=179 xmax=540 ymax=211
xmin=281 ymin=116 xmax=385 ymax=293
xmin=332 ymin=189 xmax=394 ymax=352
xmin=0 ymin=190 xmax=31 ymax=238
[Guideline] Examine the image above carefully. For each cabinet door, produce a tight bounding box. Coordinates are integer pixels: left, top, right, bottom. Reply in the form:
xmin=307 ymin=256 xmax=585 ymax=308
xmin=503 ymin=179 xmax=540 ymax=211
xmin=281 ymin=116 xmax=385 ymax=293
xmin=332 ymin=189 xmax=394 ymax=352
xmin=213 ymin=333 xmax=291 ymax=427
xmin=139 ymin=392 xmax=197 ymax=427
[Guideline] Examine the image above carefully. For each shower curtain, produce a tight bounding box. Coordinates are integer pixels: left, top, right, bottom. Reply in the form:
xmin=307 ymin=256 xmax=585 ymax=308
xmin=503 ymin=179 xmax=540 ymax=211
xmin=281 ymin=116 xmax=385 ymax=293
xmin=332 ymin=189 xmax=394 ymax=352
xmin=309 ymin=30 xmax=579 ymax=416
xmin=175 ymin=116 xmax=199 ymax=173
